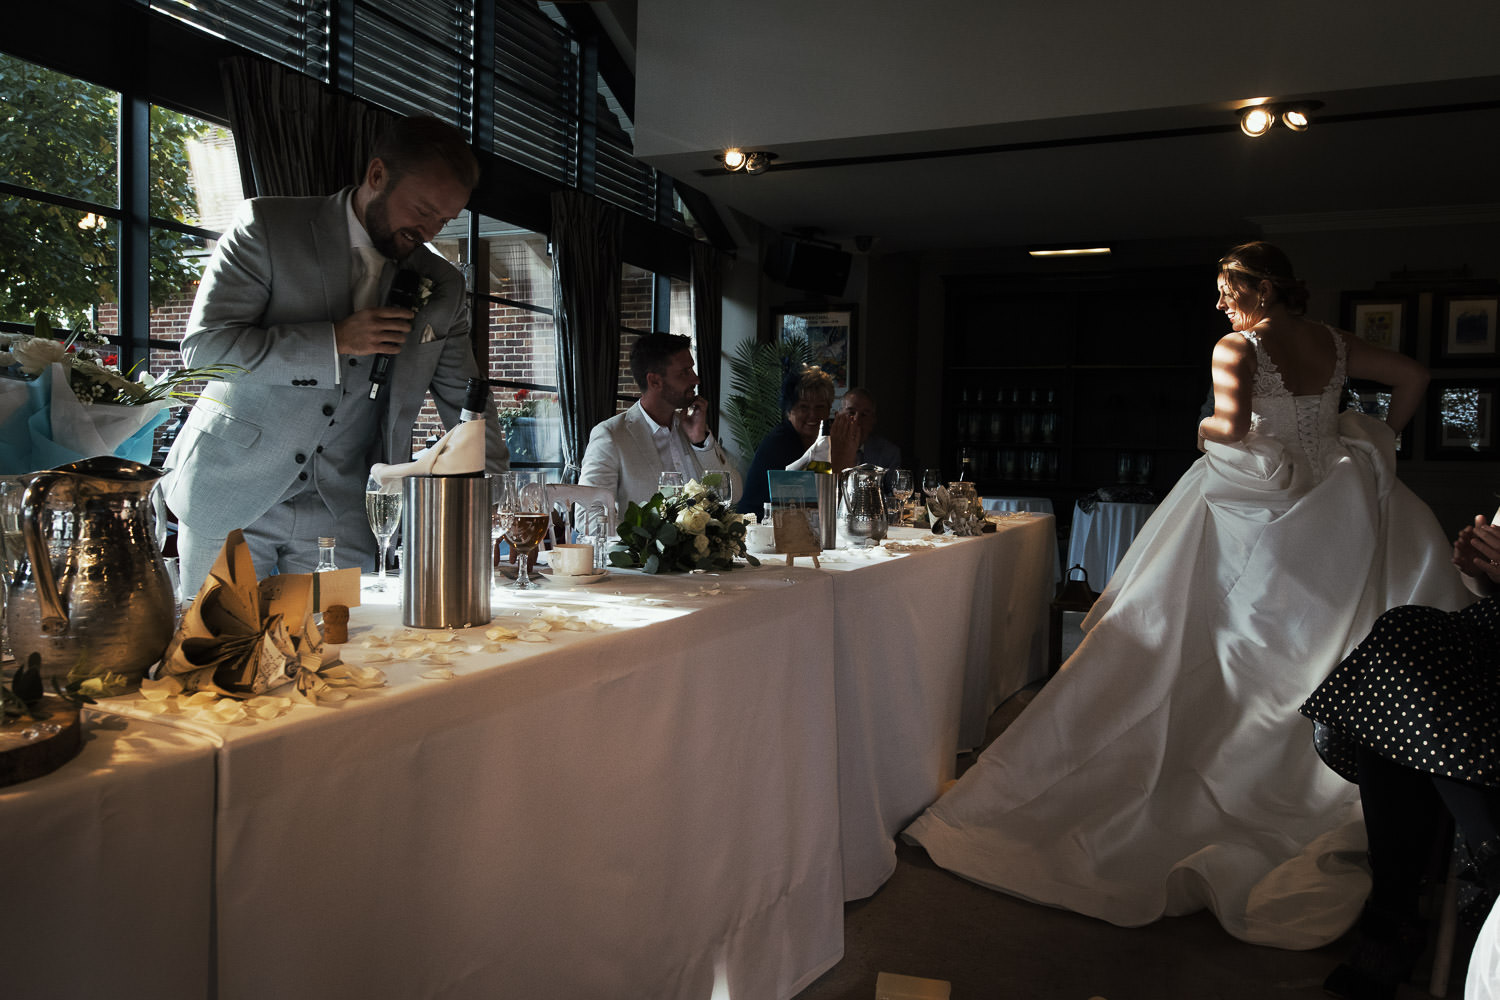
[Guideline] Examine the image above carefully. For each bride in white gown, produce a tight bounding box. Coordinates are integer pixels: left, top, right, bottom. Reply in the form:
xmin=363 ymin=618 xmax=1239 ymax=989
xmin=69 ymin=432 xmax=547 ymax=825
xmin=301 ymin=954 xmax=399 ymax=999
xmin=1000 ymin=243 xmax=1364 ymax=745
xmin=904 ymin=243 xmax=1474 ymax=949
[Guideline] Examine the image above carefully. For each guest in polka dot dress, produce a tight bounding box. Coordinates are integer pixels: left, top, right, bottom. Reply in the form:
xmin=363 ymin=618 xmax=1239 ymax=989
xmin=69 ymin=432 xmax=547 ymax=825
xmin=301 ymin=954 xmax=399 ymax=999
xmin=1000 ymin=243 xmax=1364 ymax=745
xmin=1302 ymin=507 xmax=1500 ymax=1000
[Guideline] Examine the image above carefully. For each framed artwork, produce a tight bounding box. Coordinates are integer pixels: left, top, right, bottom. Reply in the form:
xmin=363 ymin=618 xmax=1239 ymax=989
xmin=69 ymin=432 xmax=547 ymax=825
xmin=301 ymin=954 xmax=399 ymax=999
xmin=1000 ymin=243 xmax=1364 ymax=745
xmin=1340 ymin=292 xmax=1414 ymax=354
xmin=1427 ymin=379 xmax=1499 ymax=458
xmin=774 ymin=305 xmax=857 ymax=395
xmin=1345 ymin=379 xmax=1408 ymax=456
xmin=1432 ymin=294 xmax=1500 ymax=364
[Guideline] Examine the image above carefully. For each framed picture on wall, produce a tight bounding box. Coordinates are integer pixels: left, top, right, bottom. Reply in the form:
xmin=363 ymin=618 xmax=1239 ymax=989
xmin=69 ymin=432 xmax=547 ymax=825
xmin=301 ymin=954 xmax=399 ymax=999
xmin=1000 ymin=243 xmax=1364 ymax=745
xmin=1340 ymin=292 xmax=1414 ymax=354
xmin=1432 ymin=294 xmax=1500 ymax=364
xmin=774 ymin=305 xmax=857 ymax=395
xmin=1427 ymin=379 xmax=1499 ymax=458
xmin=1345 ymin=379 xmax=1409 ymax=457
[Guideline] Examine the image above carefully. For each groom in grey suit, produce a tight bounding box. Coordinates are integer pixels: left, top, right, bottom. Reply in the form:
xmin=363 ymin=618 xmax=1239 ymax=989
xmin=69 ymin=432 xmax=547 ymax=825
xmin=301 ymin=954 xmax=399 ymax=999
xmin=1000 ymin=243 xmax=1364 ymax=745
xmin=163 ymin=116 xmax=507 ymax=596
xmin=579 ymin=332 xmax=737 ymax=511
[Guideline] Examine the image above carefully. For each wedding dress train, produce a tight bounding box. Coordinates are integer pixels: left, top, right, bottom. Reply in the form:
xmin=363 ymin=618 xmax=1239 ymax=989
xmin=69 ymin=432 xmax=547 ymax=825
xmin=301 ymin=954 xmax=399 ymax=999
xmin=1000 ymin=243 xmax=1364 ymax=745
xmin=904 ymin=328 xmax=1473 ymax=948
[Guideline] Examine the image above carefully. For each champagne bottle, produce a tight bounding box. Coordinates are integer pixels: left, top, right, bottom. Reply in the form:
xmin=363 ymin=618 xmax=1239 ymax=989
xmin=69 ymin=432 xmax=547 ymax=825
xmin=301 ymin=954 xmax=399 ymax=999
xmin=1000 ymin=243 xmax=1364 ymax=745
xmin=806 ymin=419 xmax=835 ymax=474
xmin=431 ymin=377 xmax=490 ymax=477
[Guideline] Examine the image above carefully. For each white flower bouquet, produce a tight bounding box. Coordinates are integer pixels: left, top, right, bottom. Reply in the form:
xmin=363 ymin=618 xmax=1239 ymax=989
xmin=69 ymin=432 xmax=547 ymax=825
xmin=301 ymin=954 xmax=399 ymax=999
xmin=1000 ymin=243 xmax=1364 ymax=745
xmin=0 ymin=318 xmax=242 ymax=474
xmin=609 ymin=478 xmax=759 ymax=573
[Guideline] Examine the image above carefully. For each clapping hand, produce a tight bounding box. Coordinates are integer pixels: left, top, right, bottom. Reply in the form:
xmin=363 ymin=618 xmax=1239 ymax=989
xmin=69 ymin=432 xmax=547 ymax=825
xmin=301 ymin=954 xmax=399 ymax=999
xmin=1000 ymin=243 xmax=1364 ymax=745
xmin=1452 ymin=514 xmax=1500 ymax=588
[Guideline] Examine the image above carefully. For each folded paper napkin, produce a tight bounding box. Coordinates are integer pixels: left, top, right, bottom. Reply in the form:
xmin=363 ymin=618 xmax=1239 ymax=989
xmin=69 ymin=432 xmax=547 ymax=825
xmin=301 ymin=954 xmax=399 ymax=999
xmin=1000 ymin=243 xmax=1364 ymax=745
xmin=370 ymin=418 xmax=484 ymax=487
xmin=158 ymin=529 xmax=373 ymax=699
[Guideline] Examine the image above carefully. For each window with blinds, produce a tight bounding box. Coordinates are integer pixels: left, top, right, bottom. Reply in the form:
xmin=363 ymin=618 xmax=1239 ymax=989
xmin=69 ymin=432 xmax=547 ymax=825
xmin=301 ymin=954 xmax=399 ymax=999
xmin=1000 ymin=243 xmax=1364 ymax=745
xmin=147 ymin=0 xmax=661 ymax=219
xmin=353 ymin=0 xmax=473 ymax=126
xmin=492 ymin=1 xmax=578 ymax=185
xmin=148 ymin=0 xmax=329 ymax=80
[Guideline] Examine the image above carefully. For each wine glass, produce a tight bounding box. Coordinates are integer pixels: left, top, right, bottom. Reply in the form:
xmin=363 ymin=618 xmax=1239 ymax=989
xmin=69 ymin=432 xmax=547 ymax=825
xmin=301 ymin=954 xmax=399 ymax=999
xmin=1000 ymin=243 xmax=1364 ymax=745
xmin=921 ymin=468 xmax=943 ymax=498
xmin=658 ymin=471 xmax=685 ymax=499
xmin=0 ymin=479 xmax=23 ymax=663
xmin=364 ymin=474 xmax=402 ymax=592
xmin=703 ymin=469 xmax=734 ymax=506
xmin=890 ymin=468 xmax=914 ymax=524
xmin=498 ymin=471 xmax=548 ymax=590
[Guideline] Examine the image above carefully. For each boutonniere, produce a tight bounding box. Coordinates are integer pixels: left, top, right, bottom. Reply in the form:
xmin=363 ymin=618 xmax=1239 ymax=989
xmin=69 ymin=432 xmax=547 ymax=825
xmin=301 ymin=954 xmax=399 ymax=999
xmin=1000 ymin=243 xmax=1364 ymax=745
xmin=416 ymin=275 xmax=434 ymax=308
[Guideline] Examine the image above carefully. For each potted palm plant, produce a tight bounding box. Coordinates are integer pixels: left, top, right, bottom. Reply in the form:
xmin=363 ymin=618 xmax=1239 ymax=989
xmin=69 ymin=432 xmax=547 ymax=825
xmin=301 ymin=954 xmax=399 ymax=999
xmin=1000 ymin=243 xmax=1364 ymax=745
xmin=721 ymin=334 xmax=812 ymax=458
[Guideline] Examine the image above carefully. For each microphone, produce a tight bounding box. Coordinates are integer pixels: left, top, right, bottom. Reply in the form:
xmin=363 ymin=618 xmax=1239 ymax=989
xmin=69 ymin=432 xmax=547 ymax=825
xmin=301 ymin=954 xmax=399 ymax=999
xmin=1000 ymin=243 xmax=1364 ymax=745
xmin=368 ymin=267 xmax=422 ymax=400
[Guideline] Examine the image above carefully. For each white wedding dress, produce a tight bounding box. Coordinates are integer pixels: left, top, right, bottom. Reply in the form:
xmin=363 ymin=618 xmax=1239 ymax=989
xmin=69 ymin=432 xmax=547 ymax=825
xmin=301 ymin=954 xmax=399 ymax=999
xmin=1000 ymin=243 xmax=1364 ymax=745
xmin=904 ymin=326 xmax=1474 ymax=949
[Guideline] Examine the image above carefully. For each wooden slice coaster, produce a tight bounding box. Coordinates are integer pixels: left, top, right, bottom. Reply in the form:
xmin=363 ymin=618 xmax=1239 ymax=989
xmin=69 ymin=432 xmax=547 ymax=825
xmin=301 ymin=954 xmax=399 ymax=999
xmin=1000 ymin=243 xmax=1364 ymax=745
xmin=0 ymin=695 xmax=83 ymax=788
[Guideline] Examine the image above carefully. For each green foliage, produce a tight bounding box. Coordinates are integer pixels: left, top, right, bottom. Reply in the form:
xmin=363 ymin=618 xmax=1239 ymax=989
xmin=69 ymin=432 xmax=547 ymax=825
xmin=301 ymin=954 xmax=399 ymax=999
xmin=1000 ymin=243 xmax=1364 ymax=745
xmin=0 ymin=53 xmax=209 ymax=332
xmin=722 ymin=334 xmax=813 ymax=457
xmin=608 ymin=483 xmax=758 ymax=573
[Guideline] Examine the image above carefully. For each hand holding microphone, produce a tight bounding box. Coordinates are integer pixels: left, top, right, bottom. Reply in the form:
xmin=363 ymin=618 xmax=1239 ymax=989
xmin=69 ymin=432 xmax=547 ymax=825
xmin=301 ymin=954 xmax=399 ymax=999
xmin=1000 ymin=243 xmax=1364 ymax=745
xmin=367 ymin=268 xmax=422 ymax=400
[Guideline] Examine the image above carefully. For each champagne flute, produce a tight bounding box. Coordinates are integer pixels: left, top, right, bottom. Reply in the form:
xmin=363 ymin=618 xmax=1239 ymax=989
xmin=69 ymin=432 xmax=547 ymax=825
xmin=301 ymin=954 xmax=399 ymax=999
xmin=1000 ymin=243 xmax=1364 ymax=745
xmin=499 ymin=471 xmax=548 ymax=590
xmin=364 ymin=474 xmax=402 ymax=592
xmin=890 ymin=468 xmax=914 ymax=524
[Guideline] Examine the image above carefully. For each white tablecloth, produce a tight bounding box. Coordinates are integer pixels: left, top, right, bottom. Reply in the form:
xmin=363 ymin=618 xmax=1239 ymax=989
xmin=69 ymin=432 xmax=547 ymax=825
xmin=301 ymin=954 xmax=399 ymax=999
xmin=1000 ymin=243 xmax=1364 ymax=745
xmin=1 ymin=713 xmax=217 ymax=1000
xmin=103 ymin=570 xmax=846 ymax=1000
xmin=1065 ymin=500 xmax=1158 ymax=591
xmin=819 ymin=516 xmax=1055 ymax=899
xmin=31 ymin=522 xmax=1056 ymax=998
xmin=983 ymin=495 xmax=1054 ymax=516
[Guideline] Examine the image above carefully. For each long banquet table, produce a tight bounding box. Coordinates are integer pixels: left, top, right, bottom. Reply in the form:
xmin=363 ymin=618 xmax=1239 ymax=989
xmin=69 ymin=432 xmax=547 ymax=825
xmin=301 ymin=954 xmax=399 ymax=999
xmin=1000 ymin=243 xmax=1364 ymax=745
xmin=4 ymin=513 xmax=1054 ymax=999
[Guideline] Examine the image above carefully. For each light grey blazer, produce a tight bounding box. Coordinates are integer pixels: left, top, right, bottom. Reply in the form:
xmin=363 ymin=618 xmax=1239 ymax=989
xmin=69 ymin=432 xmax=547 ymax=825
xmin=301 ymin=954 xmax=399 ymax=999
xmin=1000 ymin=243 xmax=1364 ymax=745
xmin=578 ymin=401 xmax=737 ymax=511
xmin=161 ymin=188 xmax=507 ymax=535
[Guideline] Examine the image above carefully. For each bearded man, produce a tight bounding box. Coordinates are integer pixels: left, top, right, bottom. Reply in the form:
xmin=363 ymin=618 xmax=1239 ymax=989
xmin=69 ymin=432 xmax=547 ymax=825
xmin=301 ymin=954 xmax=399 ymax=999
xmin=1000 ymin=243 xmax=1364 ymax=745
xmin=162 ymin=115 xmax=507 ymax=596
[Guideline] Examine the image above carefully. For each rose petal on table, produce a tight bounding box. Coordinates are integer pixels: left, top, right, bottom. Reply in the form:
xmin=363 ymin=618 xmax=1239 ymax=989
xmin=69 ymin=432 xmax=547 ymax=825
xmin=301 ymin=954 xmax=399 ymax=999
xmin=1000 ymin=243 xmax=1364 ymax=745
xmin=421 ymin=666 xmax=456 ymax=680
xmin=362 ymin=635 xmax=393 ymax=648
xmin=422 ymin=652 xmax=455 ymax=665
xmin=425 ymin=631 xmax=459 ymax=643
xmin=485 ymin=626 xmax=518 ymax=641
xmin=360 ymin=650 xmax=396 ymax=663
xmin=525 ymin=619 xmax=554 ymax=633
xmin=140 ymin=675 xmax=183 ymax=702
xmin=517 ymin=631 xmax=550 ymax=643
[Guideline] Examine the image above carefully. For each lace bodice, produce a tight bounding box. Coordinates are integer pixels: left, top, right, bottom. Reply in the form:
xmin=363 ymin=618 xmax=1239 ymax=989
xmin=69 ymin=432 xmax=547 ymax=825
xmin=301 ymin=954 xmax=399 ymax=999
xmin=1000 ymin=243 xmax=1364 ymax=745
xmin=1243 ymin=324 xmax=1346 ymax=481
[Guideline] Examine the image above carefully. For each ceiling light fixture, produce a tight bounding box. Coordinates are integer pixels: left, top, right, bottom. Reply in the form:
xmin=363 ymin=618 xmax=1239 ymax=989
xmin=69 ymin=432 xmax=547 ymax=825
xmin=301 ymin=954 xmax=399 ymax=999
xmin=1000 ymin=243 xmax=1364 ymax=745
xmin=1238 ymin=100 xmax=1322 ymax=137
xmin=716 ymin=148 xmax=777 ymax=174
xmin=1028 ymin=246 xmax=1111 ymax=257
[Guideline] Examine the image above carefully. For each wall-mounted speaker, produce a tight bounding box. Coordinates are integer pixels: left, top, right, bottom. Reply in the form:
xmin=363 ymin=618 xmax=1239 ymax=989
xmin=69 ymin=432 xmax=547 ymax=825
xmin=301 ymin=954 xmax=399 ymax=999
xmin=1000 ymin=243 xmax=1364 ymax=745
xmin=764 ymin=238 xmax=851 ymax=297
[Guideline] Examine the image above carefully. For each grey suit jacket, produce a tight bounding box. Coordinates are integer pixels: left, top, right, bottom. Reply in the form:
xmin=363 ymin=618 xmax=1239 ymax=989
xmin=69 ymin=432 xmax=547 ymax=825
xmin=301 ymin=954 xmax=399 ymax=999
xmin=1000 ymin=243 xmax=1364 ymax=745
xmin=578 ymin=402 xmax=738 ymax=511
xmin=162 ymin=188 xmax=507 ymax=533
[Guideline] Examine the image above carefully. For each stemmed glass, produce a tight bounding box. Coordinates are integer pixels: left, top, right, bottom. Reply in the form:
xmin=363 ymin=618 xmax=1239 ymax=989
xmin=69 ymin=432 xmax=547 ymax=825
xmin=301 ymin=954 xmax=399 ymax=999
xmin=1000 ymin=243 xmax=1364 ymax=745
xmin=0 ymin=479 xmax=23 ymax=663
xmin=364 ymin=474 xmax=402 ymax=592
xmin=658 ymin=471 xmax=685 ymax=499
xmin=498 ymin=471 xmax=548 ymax=590
xmin=890 ymin=468 xmax=914 ymax=524
xmin=703 ymin=469 xmax=734 ymax=506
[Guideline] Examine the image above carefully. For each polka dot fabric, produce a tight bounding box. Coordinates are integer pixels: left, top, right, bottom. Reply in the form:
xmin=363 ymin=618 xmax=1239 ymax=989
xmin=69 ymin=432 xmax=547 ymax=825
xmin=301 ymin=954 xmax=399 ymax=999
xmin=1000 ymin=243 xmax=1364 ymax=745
xmin=1301 ymin=596 xmax=1500 ymax=788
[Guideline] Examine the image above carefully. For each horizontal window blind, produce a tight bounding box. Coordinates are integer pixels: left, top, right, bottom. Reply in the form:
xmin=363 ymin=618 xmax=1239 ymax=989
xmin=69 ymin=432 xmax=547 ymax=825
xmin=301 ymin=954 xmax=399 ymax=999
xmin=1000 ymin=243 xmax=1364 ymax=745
xmin=492 ymin=1 xmax=576 ymax=185
xmin=148 ymin=0 xmax=329 ymax=80
xmin=353 ymin=0 xmax=473 ymax=126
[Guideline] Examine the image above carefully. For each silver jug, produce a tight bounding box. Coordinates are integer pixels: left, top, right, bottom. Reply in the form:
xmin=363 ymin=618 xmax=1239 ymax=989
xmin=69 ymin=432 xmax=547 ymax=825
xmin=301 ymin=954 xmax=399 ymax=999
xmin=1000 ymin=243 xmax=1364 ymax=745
xmin=7 ymin=457 xmax=176 ymax=686
xmin=841 ymin=463 xmax=889 ymax=546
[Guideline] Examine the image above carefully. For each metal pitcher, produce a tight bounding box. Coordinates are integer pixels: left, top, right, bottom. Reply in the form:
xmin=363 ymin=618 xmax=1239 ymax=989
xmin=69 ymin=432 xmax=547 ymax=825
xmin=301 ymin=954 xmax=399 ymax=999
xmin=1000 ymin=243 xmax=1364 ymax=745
xmin=7 ymin=457 xmax=176 ymax=685
xmin=840 ymin=463 xmax=889 ymax=546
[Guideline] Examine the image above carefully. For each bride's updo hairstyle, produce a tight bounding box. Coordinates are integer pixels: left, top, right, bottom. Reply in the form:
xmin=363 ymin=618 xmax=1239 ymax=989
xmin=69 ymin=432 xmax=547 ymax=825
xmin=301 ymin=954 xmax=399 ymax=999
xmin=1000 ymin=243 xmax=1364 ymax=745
xmin=1218 ymin=241 xmax=1310 ymax=315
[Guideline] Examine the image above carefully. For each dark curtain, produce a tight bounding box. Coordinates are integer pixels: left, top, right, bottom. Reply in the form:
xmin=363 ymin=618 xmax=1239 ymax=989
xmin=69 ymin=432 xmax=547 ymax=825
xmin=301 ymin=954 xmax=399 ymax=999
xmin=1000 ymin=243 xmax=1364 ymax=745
xmin=550 ymin=190 xmax=623 ymax=472
xmin=220 ymin=55 xmax=394 ymax=198
xmin=689 ymin=241 xmax=725 ymax=437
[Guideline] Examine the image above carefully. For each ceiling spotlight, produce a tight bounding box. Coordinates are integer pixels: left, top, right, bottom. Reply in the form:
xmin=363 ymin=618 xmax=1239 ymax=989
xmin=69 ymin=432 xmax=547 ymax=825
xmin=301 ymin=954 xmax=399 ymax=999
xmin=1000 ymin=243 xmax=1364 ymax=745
xmin=1238 ymin=100 xmax=1322 ymax=137
xmin=1240 ymin=106 xmax=1275 ymax=137
xmin=743 ymin=151 xmax=777 ymax=174
xmin=716 ymin=148 xmax=777 ymax=174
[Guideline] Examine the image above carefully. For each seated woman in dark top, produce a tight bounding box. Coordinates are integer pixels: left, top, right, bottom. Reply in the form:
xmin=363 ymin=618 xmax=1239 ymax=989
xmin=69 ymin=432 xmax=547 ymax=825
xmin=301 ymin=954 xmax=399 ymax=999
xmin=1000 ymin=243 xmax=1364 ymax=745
xmin=735 ymin=366 xmax=855 ymax=516
xmin=1302 ymin=505 xmax=1500 ymax=1000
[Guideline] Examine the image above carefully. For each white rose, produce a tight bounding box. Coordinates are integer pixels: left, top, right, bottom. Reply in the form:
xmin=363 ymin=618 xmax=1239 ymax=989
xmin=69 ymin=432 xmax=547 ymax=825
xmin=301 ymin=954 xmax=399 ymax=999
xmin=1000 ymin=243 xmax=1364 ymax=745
xmin=676 ymin=507 xmax=710 ymax=534
xmin=682 ymin=479 xmax=709 ymax=500
xmin=11 ymin=337 xmax=65 ymax=375
xmin=693 ymin=533 xmax=710 ymax=556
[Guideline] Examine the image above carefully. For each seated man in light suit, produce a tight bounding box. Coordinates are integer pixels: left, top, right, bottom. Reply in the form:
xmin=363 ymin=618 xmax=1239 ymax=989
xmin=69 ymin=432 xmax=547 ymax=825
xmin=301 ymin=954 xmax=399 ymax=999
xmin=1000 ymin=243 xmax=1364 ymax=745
xmin=162 ymin=115 xmax=508 ymax=597
xmin=579 ymin=332 xmax=737 ymax=510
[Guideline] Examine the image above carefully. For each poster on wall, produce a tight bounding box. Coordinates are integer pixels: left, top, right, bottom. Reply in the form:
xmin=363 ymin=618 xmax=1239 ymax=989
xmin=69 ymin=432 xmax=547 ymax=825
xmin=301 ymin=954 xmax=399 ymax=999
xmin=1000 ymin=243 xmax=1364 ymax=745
xmin=774 ymin=306 xmax=857 ymax=396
